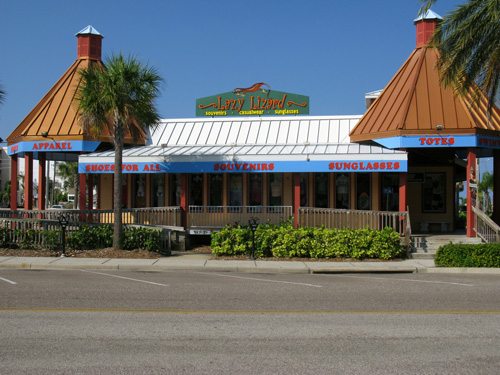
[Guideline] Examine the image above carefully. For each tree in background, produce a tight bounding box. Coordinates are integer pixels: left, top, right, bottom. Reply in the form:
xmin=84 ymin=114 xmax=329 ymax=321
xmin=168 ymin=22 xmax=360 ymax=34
xmin=479 ymin=171 xmax=494 ymax=213
xmin=76 ymin=54 xmax=163 ymax=249
xmin=58 ymin=162 xmax=79 ymax=209
xmin=420 ymin=0 xmax=500 ymax=113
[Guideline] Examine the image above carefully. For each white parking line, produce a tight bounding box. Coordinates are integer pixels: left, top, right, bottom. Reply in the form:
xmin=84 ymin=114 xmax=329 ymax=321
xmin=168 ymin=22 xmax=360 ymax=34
xmin=0 ymin=276 xmax=17 ymax=285
xmin=81 ymin=270 xmax=169 ymax=286
xmin=195 ymin=272 xmax=323 ymax=288
xmin=330 ymin=274 xmax=474 ymax=287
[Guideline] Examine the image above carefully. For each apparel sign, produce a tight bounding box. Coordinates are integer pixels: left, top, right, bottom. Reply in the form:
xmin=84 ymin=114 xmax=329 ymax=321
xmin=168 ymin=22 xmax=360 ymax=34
xmin=8 ymin=140 xmax=101 ymax=155
xmin=196 ymin=83 xmax=309 ymax=117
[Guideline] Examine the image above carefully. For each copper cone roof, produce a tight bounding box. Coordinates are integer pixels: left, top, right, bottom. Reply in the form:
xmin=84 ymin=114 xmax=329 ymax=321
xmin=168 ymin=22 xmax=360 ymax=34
xmin=7 ymin=43 xmax=147 ymax=147
xmin=350 ymin=45 xmax=500 ymax=143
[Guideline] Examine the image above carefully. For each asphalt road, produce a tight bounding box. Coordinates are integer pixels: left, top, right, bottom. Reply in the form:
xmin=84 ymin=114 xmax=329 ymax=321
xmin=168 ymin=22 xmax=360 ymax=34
xmin=1 ymin=269 xmax=500 ymax=374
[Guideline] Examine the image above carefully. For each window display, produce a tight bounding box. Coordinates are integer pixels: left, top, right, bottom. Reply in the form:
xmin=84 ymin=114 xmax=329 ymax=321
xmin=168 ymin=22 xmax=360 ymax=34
xmin=422 ymin=173 xmax=445 ymax=213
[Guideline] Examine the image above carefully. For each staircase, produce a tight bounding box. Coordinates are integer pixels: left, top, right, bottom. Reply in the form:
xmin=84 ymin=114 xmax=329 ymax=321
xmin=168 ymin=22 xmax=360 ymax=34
xmin=410 ymin=232 xmax=482 ymax=259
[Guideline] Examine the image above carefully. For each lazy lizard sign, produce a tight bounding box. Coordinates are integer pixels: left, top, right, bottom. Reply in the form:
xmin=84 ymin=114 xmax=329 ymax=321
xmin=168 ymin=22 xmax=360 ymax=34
xmin=196 ymin=83 xmax=309 ymax=117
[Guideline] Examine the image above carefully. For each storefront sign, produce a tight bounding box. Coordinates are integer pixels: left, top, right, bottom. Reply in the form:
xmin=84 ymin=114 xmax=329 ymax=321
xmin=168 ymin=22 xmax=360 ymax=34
xmin=196 ymin=84 xmax=309 ymax=117
xmin=79 ymin=159 xmax=407 ymax=174
xmin=374 ymin=134 xmax=500 ymax=149
xmin=328 ymin=161 xmax=401 ymax=171
xmin=478 ymin=135 xmax=500 ymax=149
xmin=214 ymin=162 xmax=275 ymax=171
xmin=8 ymin=140 xmax=101 ymax=155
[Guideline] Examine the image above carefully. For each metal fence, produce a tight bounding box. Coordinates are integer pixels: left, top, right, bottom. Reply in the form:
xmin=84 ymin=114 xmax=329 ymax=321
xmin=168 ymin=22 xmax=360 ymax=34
xmin=0 ymin=218 xmax=176 ymax=253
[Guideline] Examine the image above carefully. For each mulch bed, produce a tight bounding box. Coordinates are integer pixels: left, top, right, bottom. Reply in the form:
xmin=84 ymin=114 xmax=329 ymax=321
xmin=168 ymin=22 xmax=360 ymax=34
xmin=0 ymin=245 xmax=400 ymax=262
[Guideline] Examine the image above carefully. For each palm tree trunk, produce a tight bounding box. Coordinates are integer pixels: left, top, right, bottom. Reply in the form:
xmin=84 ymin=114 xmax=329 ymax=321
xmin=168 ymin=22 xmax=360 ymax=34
xmin=73 ymin=172 xmax=79 ymax=209
xmin=113 ymin=122 xmax=125 ymax=250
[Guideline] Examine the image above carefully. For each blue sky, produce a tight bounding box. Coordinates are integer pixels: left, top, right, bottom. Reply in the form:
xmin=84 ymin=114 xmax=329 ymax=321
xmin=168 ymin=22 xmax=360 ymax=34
xmin=1 ymin=0 xmax=462 ymax=140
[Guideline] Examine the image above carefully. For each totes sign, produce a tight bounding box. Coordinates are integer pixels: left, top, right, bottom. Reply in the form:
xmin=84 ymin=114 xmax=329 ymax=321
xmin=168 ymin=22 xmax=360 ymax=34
xmin=196 ymin=83 xmax=309 ymax=117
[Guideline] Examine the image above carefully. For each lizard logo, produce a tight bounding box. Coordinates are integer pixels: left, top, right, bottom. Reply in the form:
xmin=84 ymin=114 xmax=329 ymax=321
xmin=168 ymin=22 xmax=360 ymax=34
xmin=233 ymin=82 xmax=271 ymax=98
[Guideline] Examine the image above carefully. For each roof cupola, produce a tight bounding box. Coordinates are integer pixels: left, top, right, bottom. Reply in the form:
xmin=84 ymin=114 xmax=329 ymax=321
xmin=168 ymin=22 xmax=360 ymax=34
xmin=414 ymin=10 xmax=442 ymax=48
xmin=75 ymin=25 xmax=103 ymax=60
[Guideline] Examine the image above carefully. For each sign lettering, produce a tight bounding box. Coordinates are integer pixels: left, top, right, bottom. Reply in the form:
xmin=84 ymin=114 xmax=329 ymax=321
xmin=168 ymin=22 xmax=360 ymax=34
xmin=329 ymin=161 xmax=401 ymax=171
xmin=197 ymin=87 xmax=309 ymax=117
xmin=418 ymin=137 xmax=455 ymax=146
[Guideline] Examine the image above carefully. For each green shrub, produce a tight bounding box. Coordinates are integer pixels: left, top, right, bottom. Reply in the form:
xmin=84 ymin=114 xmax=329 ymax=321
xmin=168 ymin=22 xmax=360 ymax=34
xmin=124 ymin=227 xmax=162 ymax=252
xmin=211 ymin=225 xmax=252 ymax=256
xmin=0 ymin=226 xmax=10 ymax=247
xmin=271 ymin=226 xmax=313 ymax=258
xmin=44 ymin=230 xmax=61 ymax=250
xmin=211 ymin=224 xmax=403 ymax=260
xmin=66 ymin=224 xmax=114 ymax=250
xmin=435 ymin=243 xmax=500 ymax=267
xmin=456 ymin=212 xmax=466 ymax=230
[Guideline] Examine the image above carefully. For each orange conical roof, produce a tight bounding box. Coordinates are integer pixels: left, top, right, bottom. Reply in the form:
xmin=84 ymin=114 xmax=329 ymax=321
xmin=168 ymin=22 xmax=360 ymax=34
xmin=7 ymin=26 xmax=146 ymax=147
xmin=350 ymin=13 xmax=500 ymax=143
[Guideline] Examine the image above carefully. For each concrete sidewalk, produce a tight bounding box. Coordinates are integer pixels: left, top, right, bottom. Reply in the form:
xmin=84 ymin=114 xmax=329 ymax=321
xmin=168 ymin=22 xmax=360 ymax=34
xmin=1 ymin=251 xmax=500 ymax=274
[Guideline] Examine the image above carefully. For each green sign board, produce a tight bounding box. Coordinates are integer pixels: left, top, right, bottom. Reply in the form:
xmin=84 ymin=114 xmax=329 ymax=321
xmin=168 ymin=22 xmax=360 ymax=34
xmin=196 ymin=83 xmax=309 ymax=117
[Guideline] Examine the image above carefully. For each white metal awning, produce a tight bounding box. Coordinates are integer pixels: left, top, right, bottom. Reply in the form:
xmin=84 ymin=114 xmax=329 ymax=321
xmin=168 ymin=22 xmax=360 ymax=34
xmin=78 ymin=115 xmax=408 ymax=173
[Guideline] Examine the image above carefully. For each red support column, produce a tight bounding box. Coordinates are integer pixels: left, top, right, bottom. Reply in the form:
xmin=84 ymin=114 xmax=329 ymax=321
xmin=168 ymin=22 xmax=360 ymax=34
xmin=493 ymin=150 xmax=500 ymax=225
xmin=466 ymin=149 xmax=477 ymax=237
xmin=38 ymin=154 xmax=46 ymax=211
xmin=293 ymin=173 xmax=300 ymax=228
xmin=79 ymin=173 xmax=86 ymax=210
xmin=10 ymin=155 xmax=18 ymax=211
xmin=399 ymin=172 xmax=407 ymax=212
xmin=180 ymin=173 xmax=188 ymax=230
xmin=24 ymin=152 xmax=34 ymax=210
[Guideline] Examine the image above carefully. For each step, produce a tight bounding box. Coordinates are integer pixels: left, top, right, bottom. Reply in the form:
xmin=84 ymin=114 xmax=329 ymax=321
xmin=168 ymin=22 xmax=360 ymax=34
xmin=410 ymin=234 xmax=482 ymax=260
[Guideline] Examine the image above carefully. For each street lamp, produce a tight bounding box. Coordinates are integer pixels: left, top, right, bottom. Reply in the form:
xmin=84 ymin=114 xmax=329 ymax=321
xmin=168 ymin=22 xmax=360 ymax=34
xmin=58 ymin=214 xmax=69 ymax=257
xmin=248 ymin=217 xmax=259 ymax=260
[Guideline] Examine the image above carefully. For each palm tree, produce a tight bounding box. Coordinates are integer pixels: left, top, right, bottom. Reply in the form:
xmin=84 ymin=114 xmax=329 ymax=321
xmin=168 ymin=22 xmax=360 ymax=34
xmin=419 ymin=0 xmax=500 ymax=112
xmin=76 ymin=53 xmax=163 ymax=249
xmin=478 ymin=171 xmax=494 ymax=212
xmin=0 ymin=81 xmax=5 ymax=107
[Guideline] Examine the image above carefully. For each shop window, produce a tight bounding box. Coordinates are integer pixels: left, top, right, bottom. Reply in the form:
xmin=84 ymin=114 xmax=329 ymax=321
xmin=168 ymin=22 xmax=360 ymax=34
xmin=381 ymin=173 xmax=399 ymax=211
xmin=268 ymin=173 xmax=283 ymax=208
xmin=300 ymin=173 xmax=308 ymax=207
xmin=314 ymin=173 xmax=329 ymax=208
xmin=248 ymin=173 xmax=263 ymax=206
xmin=189 ymin=174 xmax=203 ymax=206
xmin=228 ymin=174 xmax=243 ymax=208
xmin=422 ymin=173 xmax=445 ymax=213
xmin=150 ymin=174 xmax=165 ymax=207
xmin=356 ymin=173 xmax=371 ymax=210
xmin=209 ymin=174 xmax=223 ymax=206
xmin=335 ymin=173 xmax=349 ymax=209
xmin=133 ymin=174 xmax=146 ymax=208
xmin=169 ymin=174 xmax=181 ymax=206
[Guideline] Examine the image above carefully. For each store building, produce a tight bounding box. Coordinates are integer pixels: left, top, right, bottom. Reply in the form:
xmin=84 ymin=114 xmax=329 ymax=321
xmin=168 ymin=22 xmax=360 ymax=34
xmin=7 ymin=11 xmax=500 ymax=240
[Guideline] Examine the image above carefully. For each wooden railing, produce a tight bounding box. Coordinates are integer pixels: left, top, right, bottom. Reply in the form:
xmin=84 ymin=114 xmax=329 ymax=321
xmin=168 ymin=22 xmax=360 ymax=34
xmin=0 ymin=207 xmax=182 ymax=228
xmin=298 ymin=207 xmax=410 ymax=244
xmin=472 ymin=206 xmax=500 ymax=243
xmin=188 ymin=206 xmax=293 ymax=229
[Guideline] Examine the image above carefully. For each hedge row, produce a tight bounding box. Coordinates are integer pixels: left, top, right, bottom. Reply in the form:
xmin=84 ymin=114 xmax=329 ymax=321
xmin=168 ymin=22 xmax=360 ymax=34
xmin=211 ymin=223 xmax=404 ymax=260
xmin=435 ymin=243 xmax=500 ymax=267
xmin=0 ymin=224 xmax=164 ymax=253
